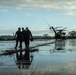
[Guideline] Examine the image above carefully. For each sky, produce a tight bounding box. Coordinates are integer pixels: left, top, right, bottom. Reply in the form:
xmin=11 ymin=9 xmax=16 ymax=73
xmin=0 ymin=0 xmax=76 ymax=36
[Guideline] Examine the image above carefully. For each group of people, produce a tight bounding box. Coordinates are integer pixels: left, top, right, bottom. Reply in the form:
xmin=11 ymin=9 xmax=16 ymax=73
xmin=14 ymin=27 xmax=33 ymax=49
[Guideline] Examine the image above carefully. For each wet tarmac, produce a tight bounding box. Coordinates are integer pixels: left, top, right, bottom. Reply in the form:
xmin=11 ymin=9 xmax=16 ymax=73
xmin=0 ymin=39 xmax=76 ymax=75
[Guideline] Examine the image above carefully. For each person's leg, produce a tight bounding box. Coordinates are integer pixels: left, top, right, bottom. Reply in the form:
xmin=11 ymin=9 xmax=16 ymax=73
xmin=25 ymin=40 xmax=29 ymax=49
xmin=20 ymin=40 xmax=22 ymax=49
xmin=15 ymin=39 xmax=18 ymax=49
xmin=24 ymin=41 xmax=26 ymax=49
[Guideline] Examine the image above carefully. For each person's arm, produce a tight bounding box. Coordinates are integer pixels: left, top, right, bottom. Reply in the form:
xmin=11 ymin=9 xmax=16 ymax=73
xmin=29 ymin=30 xmax=33 ymax=41
xmin=14 ymin=31 xmax=17 ymax=38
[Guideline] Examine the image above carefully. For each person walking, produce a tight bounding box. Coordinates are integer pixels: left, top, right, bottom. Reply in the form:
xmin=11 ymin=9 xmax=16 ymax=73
xmin=14 ymin=27 xmax=22 ymax=49
xmin=22 ymin=27 xmax=33 ymax=49
xmin=22 ymin=27 xmax=25 ymax=41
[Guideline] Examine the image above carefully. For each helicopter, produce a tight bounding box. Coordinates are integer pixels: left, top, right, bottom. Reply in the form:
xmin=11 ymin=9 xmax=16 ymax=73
xmin=47 ymin=23 xmax=67 ymax=39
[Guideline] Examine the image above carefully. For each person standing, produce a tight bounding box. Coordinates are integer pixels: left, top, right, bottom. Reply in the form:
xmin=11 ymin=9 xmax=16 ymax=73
xmin=22 ymin=27 xmax=25 ymax=41
xmin=22 ymin=27 xmax=33 ymax=49
xmin=14 ymin=28 xmax=22 ymax=49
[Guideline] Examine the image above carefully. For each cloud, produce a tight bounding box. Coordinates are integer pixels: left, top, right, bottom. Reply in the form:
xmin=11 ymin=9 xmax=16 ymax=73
xmin=0 ymin=0 xmax=76 ymax=9
xmin=63 ymin=5 xmax=76 ymax=11
xmin=0 ymin=9 xmax=8 ymax=12
xmin=65 ymin=11 xmax=76 ymax=16
xmin=1 ymin=0 xmax=76 ymax=16
xmin=0 ymin=0 xmax=76 ymax=11
xmin=25 ymin=13 xmax=31 ymax=17
xmin=6 ymin=0 xmax=76 ymax=16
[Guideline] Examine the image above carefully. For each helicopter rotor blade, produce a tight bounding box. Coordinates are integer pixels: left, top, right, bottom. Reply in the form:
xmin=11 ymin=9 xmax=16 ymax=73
xmin=55 ymin=26 xmax=63 ymax=29
xmin=62 ymin=27 xmax=67 ymax=30
xmin=47 ymin=22 xmax=53 ymax=29
xmin=47 ymin=22 xmax=51 ymax=27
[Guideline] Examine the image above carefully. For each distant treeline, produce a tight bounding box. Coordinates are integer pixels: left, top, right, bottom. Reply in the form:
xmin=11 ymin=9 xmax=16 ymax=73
xmin=0 ymin=35 xmax=14 ymax=40
xmin=0 ymin=35 xmax=76 ymax=41
xmin=0 ymin=35 xmax=53 ymax=40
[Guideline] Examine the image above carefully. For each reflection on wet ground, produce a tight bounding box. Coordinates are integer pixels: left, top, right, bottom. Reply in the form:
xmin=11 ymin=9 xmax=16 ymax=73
xmin=0 ymin=39 xmax=76 ymax=74
xmin=15 ymin=49 xmax=33 ymax=69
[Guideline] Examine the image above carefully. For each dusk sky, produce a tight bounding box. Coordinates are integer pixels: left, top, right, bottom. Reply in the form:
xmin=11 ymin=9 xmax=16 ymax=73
xmin=0 ymin=0 xmax=76 ymax=35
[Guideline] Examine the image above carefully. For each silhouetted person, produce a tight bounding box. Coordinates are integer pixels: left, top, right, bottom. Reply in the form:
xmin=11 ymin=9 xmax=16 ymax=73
xmin=22 ymin=27 xmax=33 ymax=49
xmin=22 ymin=27 xmax=25 ymax=41
xmin=14 ymin=28 xmax=22 ymax=49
